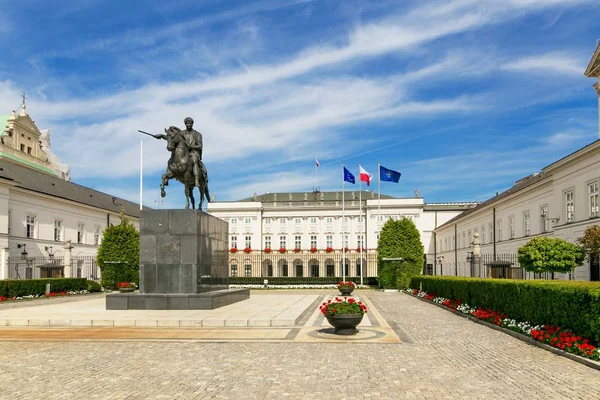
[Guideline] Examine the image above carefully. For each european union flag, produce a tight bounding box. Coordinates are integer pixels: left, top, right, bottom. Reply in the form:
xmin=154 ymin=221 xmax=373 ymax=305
xmin=343 ymin=166 xmax=355 ymax=184
xmin=380 ymin=165 xmax=401 ymax=183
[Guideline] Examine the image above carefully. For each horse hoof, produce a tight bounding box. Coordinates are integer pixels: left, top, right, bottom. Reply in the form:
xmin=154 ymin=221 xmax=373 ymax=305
xmin=161 ymin=190 xmax=166 ymax=198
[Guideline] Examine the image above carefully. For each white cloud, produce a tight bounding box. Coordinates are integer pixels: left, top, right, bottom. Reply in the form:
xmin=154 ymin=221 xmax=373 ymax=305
xmin=501 ymin=52 xmax=587 ymax=75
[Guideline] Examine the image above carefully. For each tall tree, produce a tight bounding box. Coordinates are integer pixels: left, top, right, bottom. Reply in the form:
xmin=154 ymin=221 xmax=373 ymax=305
xmin=577 ymin=225 xmax=600 ymax=266
xmin=377 ymin=217 xmax=424 ymax=289
xmin=97 ymin=214 xmax=139 ymax=288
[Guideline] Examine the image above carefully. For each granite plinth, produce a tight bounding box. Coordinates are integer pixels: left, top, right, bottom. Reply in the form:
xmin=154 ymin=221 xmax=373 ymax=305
xmin=139 ymin=209 xmax=229 ymax=294
xmin=106 ymin=289 xmax=250 ymax=310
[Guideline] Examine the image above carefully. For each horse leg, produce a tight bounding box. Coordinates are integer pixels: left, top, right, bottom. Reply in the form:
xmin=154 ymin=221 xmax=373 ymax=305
xmin=160 ymin=171 xmax=173 ymax=198
xmin=188 ymin=184 xmax=196 ymax=210
xmin=183 ymin=184 xmax=191 ymax=209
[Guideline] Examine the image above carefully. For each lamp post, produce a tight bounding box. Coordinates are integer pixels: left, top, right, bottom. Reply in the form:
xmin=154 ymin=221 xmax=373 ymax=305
xmin=17 ymin=244 xmax=28 ymax=260
xmin=437 ymin=255 xmax=444 ymax=276
xmin=45 ymin=246 xmax=54 ymax=260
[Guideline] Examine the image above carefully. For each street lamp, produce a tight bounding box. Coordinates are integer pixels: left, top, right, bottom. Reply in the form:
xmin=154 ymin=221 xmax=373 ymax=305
xmin=437 ymin=255 xmax=444 ymax=276
xmin=17 ymin=244 xmax=28 ymax=260
xmin=45 ymin=246 xmax=54 ymax=260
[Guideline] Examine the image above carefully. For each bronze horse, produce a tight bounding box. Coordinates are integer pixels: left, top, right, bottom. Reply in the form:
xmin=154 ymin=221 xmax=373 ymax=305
xmin=160 ymin=126 xmax=210 ymax=209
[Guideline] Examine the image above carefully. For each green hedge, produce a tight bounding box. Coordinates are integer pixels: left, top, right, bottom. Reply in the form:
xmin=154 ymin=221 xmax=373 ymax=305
xmin=410 ymin=276 xmax=600 ymax=343
xmin=0 ymin=278 xmax=88 ymax=297
xmin=230 ymin=277 xmax=379 ymax=286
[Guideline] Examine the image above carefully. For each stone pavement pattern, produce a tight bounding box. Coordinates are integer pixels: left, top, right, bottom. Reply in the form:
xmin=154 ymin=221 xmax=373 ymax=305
xmin=0 ymin=291 xmax=599 ymax=399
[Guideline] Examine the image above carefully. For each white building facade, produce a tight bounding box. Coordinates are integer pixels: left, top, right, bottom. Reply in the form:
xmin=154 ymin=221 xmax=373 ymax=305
xmin=207 ymin=192 xmax=475 ymax=279
xmin=0 ymin=103 xmax=140 ymax=280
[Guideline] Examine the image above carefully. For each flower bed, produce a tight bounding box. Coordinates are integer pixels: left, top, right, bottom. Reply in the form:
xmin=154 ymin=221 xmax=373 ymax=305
xmin=407 ymin=288 xmax=600 ymax=361
xmin=230 ymin=284 xmax=370 ymax=289
xmin=0 ymin=290 xmax=90 ymax=302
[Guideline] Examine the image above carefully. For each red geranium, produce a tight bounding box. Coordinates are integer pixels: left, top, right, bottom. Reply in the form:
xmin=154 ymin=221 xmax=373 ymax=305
xmin=279 ymin=247 xmax=287 ymax=254
xmin=325 ymin=247 xmax=334 ymax=253
xmin=116 ymin=282 xmax=137 ymax=289
xmin=293 ymin=248 xmax=301 ymax=253
xmin=243 ymin=247 xmax=252 ymax=253
xmin=230 ymin=248 xmax=238 ymax=253
xmin=310 ymin=247 xmax=318 ymax=253
xmin=264 ymin=248 xmax=271 ymax=253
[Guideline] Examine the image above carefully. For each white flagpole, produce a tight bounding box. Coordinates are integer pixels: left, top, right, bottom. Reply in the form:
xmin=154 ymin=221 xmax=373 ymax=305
xmin=139 ymin=138 xmax=143 ymax=211
xmin=359 ymin=164 xmax=363 ymax=286
xmin=378 ymin=162 xmax=381 ymax=234
xmin=342 ymin=164 xmax=345 ymax=282
xmin=315 ymin=161 xmax=318 ymax=189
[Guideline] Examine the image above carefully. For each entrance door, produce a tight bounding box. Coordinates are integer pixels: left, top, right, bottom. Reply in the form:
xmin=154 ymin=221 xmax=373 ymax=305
xmin=591 ymin=256 xmax=599 ymax=281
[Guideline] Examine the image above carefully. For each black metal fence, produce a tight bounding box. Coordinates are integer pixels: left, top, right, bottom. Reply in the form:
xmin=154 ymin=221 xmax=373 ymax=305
xmin=8 ymin=256 xmax=100 ymax=282
xmin=469 ymin=253 xmax=554 ymax=280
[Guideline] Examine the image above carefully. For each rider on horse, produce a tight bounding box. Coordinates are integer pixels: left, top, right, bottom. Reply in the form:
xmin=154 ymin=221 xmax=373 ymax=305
xmin=153 ymin=117 xmax=206 ymax=189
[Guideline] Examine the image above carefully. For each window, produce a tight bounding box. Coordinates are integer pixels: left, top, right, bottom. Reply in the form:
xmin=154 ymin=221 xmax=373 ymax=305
xmin=523 ymin=212 xmax=530 ymax=236
xmin=294 ymin=218 xmax=301 ymax=224
xmin=264 ymin=236 xmax=271 ymax=249
xmin=279 ymin=236 xmax=286 ymax=249
xmin=497 ymin=220 xmax=502 ymax=241
xmin=565 ymin=190 xmax=574 ymax=222
xmin=7 ymin=210 xmax=10 ymax=235
xmin=462 ymin=232 xmax=466 ymax=248
xmin=357 ymin=235 xmax=364 ymax=249
xmin=295 ymin=235 xmax=301 ymax=249
xmin=267 ymin=263 xmax=273 ymax=277
xmin=311 ymin=264 xmax=319 ymax=277
xmin=94 ymin=226 xmax=100 ymax=245
xmin=296 ymin=263 xmax=303 ymax=277
xmin=489 ymin=223 xmax=493 ymax=243
xmin=27 ymin=146 xmax=32 ymax=155
xmin=509 ymin=217 xmax=514 ymax=239
xmin=244 ymin=263 xmax=252 ymax=277
xmin=589 ymin=182 xmax=599 ymax=217
xmin=357 ymin=216 xmax=363 ymax=223
xmin=326 ymin=235 xmax=333 ymax=248
xmin=54 ymin=220 xmax=63 ymax=241
xmin=230 ymin=263 xmax=238 ymax=277
xmin=468 ymin=230 xmax=472 ymax=245
xmin=310 ymin=217 xmax=317 ymax=224
xmin=245 ymin=218 xmax=251 ymax=224
xmin=245 ymin=236 xmax=251 ymax=249
xmin=481 ymin=226 xmax=485 ymax=244
xmin=444 ymin=238 xmax=447 ymax=252
xmin=20 ymin=144 xmax=25 ymax=152
xmin=77 ymin=223 xmax=85 ymax=244
xmin=343 ymin=235 xmax=349 ymax=248
xmin=310 ymin=235 xmax=317 ymax=248
xmin=279 ymin=218 xmax=286 ymax=224
xmin=231 ymin=218 xmax=237 ymax=224
xmin=281 ymin=263 xmax=288 ymax=277
xmin=326 ymin=263 xmax=335 ymax=277
xmin=231 ymin=236 xmax=238 ymax=249
xmin=26 ymin=214 xmax=35 ymax=238
xmin=345 ymin=217 xmax=349 ymax=223
xmin=264 ymin=218 xmax=271 ymax=224
xmin=326 ymin=217 xmax=333 ymax=224
xmin=540 ymin=206 xmax=549 ymax=233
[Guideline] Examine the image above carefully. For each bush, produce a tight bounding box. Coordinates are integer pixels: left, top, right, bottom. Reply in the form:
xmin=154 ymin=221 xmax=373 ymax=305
xmin=518 ymin=237 xmax=584 ymax=273
xmin=409 ymin=276 xmax=600 ymax=343
xmin=578 ymin=225 xmax=600 ymax=263
xmin=0 ymin=278 xmax=87 ymax=297
xmin=97 ymin=214 xmax=139 ymax=289
xmin=377 ymin=218 xmax=424 ymax=289
xmin=86 ymin=280 xmax=102 ymax=292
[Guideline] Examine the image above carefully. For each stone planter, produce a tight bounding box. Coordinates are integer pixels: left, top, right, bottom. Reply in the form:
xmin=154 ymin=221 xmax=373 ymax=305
xmin=325 ymin=313 xmax=364 ymax=335
xmin=118 ymin=287 xmax=135 ymax=293
xmin=339 ymin=287 xmax=354 ymax=296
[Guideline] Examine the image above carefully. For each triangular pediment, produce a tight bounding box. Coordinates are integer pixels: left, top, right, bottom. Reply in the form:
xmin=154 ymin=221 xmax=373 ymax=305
xmin=14 ymin=113 xmax=41 ymax=137
xmin=585 ymin=43 xmax=600 ymax=77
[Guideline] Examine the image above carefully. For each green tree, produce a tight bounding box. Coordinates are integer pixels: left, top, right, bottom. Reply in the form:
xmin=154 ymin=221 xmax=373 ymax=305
xmin=518 ymin=236 xmax=584 ymax=274
xmin=377 ymin=217 xmax=424 ymax=289
xmin=97 ymin=214 xmax=139 ymax=289
xmin=577 ymin=224 xmax=600 ymax=265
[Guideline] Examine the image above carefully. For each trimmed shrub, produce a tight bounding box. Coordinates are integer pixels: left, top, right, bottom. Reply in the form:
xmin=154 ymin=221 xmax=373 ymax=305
xmin=97 ymin=214 xmax=139 ymax=289
xmin=518 ymin=236 xmax=584 ymax=273
xmin=377 ymin=218 xmax=424 ymax=289
xmin=0 ymin=278 xmax=87 ymax=297
xmin=410 ymin=276 xmax=600 ymax=343
xmin=86 ymin=280 xmax=102 ymax=292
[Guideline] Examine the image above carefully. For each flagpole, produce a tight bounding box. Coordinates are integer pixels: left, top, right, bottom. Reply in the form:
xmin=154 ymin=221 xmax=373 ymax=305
xmin=315 ymin=160 xmax=318 ymax=189
xmin=342 ymin=164 xmax=345 ymax=282
xmin=139 ymin=138 xmax=143 ymax=211
xmin=378 ymin=162 xmax=381 ymax=235
xmin=359 ymin=164 xmax=363 ymax=286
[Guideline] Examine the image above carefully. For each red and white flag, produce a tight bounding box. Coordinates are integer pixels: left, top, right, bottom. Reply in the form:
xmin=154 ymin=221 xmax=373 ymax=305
xmin=315 ymin=159 xmax=320 ymax=167
xmin=359 ymin=165 xmax=372 ymax=186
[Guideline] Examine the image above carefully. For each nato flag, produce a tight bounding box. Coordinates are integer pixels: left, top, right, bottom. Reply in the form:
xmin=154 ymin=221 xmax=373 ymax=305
xmin=343 ymin=166 xmax=355 ymax=184
xmin=380 ymin=165 xmax=401 ymax=183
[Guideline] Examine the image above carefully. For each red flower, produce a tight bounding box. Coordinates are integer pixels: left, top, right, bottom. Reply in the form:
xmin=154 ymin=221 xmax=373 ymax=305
xmin=243 ymin=247 xmax=252 ymax=253
xmin=310 ymin=247 xmax=318 ymax=253
xmin=325 ymin=247 xmax=334 ymax=253
xmin=230 ymin=248 xmax=238 ymax=253
xmin=264 ymin=248 xmax=271 ymax=253
xmin=279 ymin=248 xmax=287 ymax=254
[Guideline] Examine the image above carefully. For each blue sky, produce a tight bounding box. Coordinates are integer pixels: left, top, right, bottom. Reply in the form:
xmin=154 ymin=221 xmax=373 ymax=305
xmin=1 ymin=0 xmax=599 ymax=208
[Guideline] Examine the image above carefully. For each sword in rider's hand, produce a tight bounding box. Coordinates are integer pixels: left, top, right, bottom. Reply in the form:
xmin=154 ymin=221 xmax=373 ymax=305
xmin=138 ymin=130 xmax=161 ymax=139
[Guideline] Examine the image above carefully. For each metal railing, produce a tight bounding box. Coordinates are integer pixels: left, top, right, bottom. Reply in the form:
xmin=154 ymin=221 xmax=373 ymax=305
xmin=8 ymin=256 xmax=100 ymax=282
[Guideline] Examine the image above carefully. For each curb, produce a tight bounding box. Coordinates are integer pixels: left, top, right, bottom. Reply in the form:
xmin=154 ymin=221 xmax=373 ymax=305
xmin=403 ymin=292 xmax=600 ymax=372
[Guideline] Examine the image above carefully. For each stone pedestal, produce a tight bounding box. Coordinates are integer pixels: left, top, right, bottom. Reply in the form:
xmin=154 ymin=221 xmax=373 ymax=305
xmin=106 ymin=209 xmax=249 ymax=310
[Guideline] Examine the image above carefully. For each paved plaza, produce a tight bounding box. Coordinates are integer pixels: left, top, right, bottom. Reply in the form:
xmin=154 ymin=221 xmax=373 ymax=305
xmin=0 ymin=290 xmax=599 ymax=399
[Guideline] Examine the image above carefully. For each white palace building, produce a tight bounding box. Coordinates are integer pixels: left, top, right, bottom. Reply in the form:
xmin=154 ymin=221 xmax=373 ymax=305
xmin=207 ymin=192 xmax=475 ymax=279
xmin=0 ymin=102 xmax=140 ymax=281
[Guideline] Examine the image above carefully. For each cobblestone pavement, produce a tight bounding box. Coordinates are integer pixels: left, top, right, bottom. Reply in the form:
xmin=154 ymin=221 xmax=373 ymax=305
xmin=0 ymin=291 xmax=599 ymax=399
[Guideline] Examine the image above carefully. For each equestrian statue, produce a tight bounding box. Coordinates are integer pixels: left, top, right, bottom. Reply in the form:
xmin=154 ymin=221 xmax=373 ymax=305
xmin=139 ymin=117 xmax=210 ymax=210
